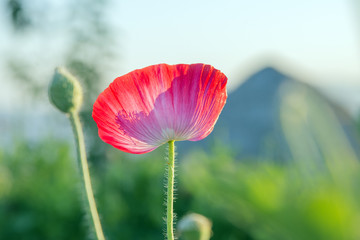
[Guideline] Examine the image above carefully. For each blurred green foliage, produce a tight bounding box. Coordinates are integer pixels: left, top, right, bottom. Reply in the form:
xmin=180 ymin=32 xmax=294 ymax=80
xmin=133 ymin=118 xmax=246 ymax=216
xmin=181 ymin=146 xmax=360 ymax=240
xmin=1 ymin=137 xmax=360 ymax=239
xmin=0 ymin=140 xmax=85 ymax=240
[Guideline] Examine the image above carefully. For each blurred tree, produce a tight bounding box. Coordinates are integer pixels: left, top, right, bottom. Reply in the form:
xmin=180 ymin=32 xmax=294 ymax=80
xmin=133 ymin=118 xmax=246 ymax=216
xmin=3 ymin=0 xmax=118 ymax=165
xmin=357 ymin=113 xmax=360 ymax=137
xmin=6 ymin=0 xmax=31 ymax=30
xmin=63 ymin=0 xmax=116 ymax=166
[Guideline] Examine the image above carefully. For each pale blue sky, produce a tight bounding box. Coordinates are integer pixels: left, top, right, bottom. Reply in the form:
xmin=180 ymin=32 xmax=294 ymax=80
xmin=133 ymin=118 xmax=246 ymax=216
xmin=110 ymin=0 xmax=360 ymax=88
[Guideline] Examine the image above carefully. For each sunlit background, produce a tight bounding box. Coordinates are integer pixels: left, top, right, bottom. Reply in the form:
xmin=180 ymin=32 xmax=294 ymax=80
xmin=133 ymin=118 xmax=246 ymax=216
xmin=1 ymin=0 xmax=360 ymax=239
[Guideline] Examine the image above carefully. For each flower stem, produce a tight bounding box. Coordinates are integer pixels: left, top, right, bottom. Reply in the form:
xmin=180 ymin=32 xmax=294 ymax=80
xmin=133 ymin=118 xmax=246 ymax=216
xmin=69 ymin=111 xmax=105 ymax=240
xmin=167 ymin=140 xmax=175 ymax=240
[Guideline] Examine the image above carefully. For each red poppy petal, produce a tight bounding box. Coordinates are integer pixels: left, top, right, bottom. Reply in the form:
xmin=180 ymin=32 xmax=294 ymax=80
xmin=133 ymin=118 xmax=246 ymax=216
xmin=92 ymin=63 xmax=227 ymax=154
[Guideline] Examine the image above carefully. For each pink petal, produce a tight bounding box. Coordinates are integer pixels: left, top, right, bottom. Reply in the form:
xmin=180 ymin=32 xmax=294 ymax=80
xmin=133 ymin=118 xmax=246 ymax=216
xmin=92 ymin=63 xmax=227 ymax=154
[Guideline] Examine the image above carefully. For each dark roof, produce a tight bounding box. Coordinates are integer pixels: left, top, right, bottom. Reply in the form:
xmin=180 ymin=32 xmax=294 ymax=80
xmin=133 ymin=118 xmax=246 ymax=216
xmin=177 ymin=66 xmax=360 ymax=162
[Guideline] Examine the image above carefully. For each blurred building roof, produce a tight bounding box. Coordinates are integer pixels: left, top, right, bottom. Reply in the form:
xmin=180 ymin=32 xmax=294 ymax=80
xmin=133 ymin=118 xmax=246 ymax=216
xmin=178 ymin=66 xmax=360 ymax=162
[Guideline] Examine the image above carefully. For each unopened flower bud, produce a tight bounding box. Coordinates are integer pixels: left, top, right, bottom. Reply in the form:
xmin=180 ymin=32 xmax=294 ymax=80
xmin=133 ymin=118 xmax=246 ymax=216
xmin=177 ymin=213 xmax=212 ymax=240
xmin=49 ymin=67 xmax=83 ymax=113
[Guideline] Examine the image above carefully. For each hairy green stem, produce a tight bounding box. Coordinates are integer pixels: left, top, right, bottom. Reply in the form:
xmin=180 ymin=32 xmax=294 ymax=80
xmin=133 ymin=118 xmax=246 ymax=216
xmin=69 ymin=111 xmax=105 ymax=240
xmin=167 ymin=140 xmax=175 ymax=240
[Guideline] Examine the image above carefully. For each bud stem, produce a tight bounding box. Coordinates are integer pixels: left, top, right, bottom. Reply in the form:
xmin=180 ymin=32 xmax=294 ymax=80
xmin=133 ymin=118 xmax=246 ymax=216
xmin=69 ymin=111 xmax=105 ymax=240
xmin=167 ymin=140 xmax=176 ymax=240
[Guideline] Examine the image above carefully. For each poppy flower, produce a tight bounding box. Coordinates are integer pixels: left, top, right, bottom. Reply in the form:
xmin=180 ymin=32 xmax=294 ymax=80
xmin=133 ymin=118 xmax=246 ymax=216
xmin=92 ymin=63 xmax=227 ymax=154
